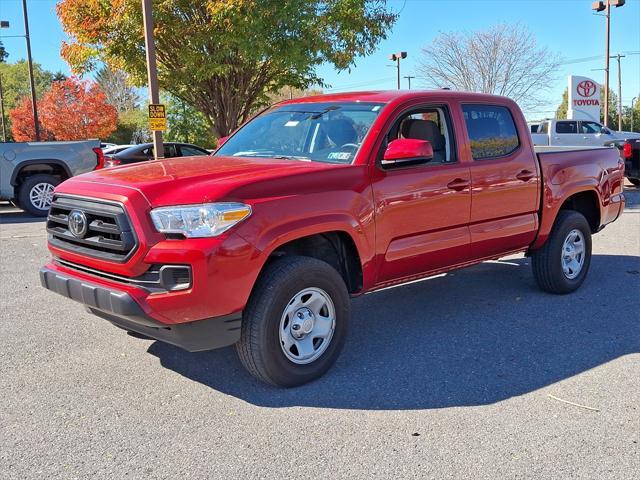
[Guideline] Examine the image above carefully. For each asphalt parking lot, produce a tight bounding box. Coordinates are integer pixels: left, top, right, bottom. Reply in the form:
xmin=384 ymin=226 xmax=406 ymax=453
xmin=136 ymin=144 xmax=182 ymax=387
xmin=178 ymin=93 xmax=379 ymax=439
xmin=1 ymin=185 xmax=639 ymax=479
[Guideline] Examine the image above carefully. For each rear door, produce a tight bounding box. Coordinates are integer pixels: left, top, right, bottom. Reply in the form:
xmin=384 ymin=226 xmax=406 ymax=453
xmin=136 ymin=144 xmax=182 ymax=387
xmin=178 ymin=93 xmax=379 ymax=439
xmin=552 ymin=120 xmax=580 ymax=146
xmin=461 ymin=104 xmax=540 ymax=259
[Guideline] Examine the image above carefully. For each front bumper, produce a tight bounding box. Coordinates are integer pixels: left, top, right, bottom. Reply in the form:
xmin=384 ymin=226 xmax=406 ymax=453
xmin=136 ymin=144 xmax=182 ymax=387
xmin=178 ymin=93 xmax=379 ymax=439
xmin=40 ymin=265 xmax=241 ymax=352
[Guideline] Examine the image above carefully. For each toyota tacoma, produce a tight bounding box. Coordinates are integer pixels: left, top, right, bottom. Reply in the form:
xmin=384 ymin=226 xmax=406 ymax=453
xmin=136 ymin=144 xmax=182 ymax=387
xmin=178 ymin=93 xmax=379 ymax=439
xmin=40 ymin=91 xmax=625 ymax=387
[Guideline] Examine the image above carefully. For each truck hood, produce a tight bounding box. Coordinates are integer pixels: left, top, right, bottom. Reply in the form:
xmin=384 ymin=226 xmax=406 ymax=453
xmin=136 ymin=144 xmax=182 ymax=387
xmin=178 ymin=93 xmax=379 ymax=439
xmin=64 ymin=155 xmax=343 ymax=207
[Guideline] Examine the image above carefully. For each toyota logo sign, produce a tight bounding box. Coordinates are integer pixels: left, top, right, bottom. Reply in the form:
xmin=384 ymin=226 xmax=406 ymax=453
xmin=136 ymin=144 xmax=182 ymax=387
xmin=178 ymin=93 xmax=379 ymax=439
xmin=577 ymin=80 xmax=597 ymax=98
xmin=68 ymin=210 xmax=88 ymax=238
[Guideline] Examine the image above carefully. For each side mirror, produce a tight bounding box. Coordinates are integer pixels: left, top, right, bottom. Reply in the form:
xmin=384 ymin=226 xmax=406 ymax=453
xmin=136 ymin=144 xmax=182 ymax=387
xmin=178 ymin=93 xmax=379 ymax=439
xmin=382 ymin=138 xmax=433 ymax=166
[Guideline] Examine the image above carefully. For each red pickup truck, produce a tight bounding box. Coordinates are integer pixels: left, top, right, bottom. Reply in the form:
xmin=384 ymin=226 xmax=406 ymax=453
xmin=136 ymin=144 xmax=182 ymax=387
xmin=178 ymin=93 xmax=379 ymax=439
xmin=40 ymin=91 xmax=625 ymax=387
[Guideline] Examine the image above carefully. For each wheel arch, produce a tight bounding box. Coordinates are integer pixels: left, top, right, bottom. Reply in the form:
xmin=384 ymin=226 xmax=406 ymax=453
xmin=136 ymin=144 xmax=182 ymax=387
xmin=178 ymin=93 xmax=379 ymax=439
xmin=11 ymin=159 xmax=72 ymax=187
xmin=254 ymin=222 xmax=368 ymax=295
xmin=531 ymin=185 xmax=602 ymax=250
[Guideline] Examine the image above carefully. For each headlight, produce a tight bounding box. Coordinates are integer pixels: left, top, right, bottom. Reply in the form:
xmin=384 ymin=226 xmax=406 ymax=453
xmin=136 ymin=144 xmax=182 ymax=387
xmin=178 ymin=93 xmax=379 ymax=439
xmin=150 ymin=203 xmax=251 ymax=238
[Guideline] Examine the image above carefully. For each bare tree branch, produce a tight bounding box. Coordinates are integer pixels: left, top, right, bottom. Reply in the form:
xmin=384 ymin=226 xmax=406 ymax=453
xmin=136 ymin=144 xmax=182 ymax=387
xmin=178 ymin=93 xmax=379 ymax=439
xmin=417 ymin=24 xmax=561 ymax=110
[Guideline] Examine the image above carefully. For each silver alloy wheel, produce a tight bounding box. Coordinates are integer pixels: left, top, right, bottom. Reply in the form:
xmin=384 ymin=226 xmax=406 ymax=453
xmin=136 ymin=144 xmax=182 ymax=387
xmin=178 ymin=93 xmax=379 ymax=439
xmin=561 ymin=228 xmax=585 ymax=280
xmin=29 ymin=182 xmax=55 ymax=210
xmin=279 ymin=287 xmax=336 ymax=365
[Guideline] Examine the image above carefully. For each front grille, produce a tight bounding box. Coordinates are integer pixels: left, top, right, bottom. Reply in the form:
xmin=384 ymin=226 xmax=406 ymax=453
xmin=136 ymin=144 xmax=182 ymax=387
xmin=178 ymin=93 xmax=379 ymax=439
xmin=47 ymin=195 xmax=137 ymax=262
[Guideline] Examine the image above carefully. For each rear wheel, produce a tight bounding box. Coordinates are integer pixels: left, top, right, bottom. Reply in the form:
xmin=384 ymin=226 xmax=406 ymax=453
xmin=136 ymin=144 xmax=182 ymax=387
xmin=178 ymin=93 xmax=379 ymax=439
xmin=17 ymin=174 xmax=61 ymax=216
xmin=236 ymin=256 xmax=350 ymax=387
xmin=531 ymin=210 xmax=592 ymax=294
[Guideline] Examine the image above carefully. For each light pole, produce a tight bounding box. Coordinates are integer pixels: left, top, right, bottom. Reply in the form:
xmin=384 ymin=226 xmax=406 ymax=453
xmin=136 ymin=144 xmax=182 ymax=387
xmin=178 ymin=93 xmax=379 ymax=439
xmin=0 ymin=20 xmax=8 ymax=142
xmin=0 ymin=74 xmax=6 ymax=142
xmin=592 ymin=0 xmax=626 ymax=128
xmin=142 ymin=0 xmax=164 ymax=159
xmin=21 ymin=0 xmax=40 ymax=141
xmin=389 ymin=52 xmax=407 ymax=90
xmin=404 ymin=75 xmax=415 ymax=90
xmin=610 ymin=53 xmax=626 ymax=131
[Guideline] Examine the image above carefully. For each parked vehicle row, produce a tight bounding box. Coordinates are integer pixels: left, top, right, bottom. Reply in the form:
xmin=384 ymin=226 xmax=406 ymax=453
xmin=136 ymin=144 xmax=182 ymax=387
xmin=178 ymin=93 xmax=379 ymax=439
xmin=1 ymin=140 xmax=213 ymax=215
xmin=103 ymin=142 xmax=209 ymax=167
xmin=0 ymin=140 xmax=102 ymax=216
xmin=39 ymin=90 xmax=625 ymax=387
xmin=531 ymin=118 xmax=640 ymax=147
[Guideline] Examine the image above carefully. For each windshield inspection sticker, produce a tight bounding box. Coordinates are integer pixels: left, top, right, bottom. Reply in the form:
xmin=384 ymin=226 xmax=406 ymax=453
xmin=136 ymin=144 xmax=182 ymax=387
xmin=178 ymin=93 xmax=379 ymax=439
xmin=284 ymin=120 xmax=299 ymax=127
xmin=328 ymin=152 xmax=351 ymax=160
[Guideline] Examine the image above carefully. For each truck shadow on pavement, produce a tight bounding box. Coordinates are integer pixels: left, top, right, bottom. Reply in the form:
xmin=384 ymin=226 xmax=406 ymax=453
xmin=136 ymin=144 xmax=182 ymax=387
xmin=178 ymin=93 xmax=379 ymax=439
xmin=148 ymin=253 xmax=640 ymax=410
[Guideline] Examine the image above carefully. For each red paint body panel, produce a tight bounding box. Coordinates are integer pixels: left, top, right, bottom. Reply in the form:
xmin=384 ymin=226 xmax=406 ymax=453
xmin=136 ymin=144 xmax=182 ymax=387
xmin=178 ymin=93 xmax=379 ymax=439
xmin=44 ymin=90 xmax=625 ymax=329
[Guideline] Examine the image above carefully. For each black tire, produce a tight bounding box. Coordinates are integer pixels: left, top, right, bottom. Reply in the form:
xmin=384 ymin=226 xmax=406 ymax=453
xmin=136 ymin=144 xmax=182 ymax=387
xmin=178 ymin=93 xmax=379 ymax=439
xmin=236 ymin=256 xmax=350 ymax=387
xmin=531 ymin=210 xmax=592 ymax=294
xmin=17 ymin=174 xmax=61 ymax=217
xmin=629 ymin=178 xmax=640 ymax=186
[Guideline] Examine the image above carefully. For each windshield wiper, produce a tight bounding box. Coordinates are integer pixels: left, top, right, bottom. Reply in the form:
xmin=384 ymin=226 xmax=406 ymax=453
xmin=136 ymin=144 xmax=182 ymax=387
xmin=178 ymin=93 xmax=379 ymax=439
xmin=310 ymin=105 xmax=340 ymax=120
xmin=273 ymin=155 xmax=311 ymax=161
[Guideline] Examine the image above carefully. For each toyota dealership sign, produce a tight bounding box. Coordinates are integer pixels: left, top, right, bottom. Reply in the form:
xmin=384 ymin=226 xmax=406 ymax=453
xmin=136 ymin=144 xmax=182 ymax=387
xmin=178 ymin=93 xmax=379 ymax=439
xmin=567 ymin=75 xmax=601 ymax=122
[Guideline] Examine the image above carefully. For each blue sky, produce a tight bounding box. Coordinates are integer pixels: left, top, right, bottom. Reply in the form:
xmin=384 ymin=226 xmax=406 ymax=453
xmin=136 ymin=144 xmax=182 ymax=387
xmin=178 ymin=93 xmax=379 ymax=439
xmin=1 ymin=0 xmax=639 ymax=120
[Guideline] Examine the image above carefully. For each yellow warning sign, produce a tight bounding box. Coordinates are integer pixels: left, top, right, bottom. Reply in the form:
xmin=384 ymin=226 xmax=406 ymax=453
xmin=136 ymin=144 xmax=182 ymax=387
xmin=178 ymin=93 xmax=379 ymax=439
xmin=148 ymin=104 xmax=167 ymax=131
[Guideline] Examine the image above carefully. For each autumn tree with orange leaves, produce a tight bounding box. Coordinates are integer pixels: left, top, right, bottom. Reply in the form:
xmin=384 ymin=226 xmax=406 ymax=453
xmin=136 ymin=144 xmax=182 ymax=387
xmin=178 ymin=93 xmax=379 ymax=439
xmin=9 ymin=77 xmax=118 ymax=141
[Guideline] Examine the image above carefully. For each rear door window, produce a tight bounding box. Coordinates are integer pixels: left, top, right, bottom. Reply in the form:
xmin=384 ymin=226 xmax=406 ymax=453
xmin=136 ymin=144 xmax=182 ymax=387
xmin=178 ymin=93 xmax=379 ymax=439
xmin=462 ymin=104 xmax=520 ymax=160
xmin=180 ymin=146 xmax=208 ymax=156
xmin=555 ymin=121 xmax=578 ymax=134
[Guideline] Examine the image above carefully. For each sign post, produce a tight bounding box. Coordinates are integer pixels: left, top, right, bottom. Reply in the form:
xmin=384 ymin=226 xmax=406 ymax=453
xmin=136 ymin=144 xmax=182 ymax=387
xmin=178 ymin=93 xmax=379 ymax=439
xmin=142 ymin=0 xmax=164 ymax=159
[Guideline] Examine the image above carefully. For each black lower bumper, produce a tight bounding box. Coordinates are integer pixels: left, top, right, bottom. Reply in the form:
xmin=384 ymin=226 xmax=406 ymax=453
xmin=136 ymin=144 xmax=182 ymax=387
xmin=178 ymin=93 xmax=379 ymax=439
xmin=40 ymin=266 xmax=241 ymax=352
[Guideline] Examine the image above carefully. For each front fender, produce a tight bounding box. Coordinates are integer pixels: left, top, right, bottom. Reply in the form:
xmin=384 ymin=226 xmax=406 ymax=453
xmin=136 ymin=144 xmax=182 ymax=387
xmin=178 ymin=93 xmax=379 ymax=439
xmin=234 ymin=191 xmax=377 ymax=290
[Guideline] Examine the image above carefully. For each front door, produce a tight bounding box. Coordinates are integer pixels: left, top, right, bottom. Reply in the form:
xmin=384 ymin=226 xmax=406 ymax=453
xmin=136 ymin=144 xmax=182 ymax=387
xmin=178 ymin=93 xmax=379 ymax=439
xmin=370 ymin=104 xmax=472 ymax=284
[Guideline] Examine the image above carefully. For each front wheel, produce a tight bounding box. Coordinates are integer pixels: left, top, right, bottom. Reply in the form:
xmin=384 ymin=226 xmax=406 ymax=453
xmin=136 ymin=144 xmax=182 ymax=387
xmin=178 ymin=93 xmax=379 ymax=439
xmin=236 ymin=256 xmax=350 ymax=387
xmin=531 ymin=210 xmax=592 ymax=294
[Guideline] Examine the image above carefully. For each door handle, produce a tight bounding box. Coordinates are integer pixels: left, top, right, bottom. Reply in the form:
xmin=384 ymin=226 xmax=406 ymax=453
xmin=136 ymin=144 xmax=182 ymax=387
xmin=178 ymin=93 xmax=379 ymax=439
xmin=516 ymin=170 xmax=536 ymax=182
xmin=447 ymin=178 xmax=470 ymax=191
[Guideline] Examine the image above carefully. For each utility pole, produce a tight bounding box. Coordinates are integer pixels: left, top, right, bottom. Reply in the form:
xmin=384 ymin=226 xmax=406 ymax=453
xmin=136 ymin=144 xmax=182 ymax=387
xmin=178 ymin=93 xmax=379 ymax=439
xmin=632 ymin=97 xmax=637 ymax=133
xmin=389 ymin=52 xmax=407 ymax=90
xmin=592 ymin=0 xmax=626 ymax=128
xmin=142 ymin=0 xmax=164 ymax=159
xmin=0 ymin=73 xmax=6 ymax=142
xmin=611 ymin=53 xmax=625 ymax=131
xmin=404 ymin=75 xmax=415 ymax=90
xmin=22 ymin=0 xmax=40 ymax=141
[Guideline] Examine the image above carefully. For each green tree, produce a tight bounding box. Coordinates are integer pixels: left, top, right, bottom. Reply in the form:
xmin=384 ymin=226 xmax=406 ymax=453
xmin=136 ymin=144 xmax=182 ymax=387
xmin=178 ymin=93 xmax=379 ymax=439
xmin=0 ymin=40 xmax=8 ymax=63
xmin=555 ymin=87 xmax=618 ymax=126
xmin=0 ymin=60 xmax=55 ymax=140
xmin=106 ymin=108 xmax=150 ymax=145
xmin=162 ymin=94 xmax=216 ymax=148
xmin=57 ymin=0 xmax=397 ymax=137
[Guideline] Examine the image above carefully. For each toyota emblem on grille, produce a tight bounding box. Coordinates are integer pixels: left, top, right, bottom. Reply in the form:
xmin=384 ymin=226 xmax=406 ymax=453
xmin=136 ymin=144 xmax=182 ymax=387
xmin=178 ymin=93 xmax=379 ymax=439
xmin=68 ymin=210 xmax=88 ymax=238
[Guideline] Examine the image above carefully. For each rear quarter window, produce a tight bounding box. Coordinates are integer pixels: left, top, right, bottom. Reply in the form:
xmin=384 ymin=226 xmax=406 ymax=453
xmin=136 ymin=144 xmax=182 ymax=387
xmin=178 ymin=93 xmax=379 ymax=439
xmin=462 ymin=105 xmax=520 ymax=160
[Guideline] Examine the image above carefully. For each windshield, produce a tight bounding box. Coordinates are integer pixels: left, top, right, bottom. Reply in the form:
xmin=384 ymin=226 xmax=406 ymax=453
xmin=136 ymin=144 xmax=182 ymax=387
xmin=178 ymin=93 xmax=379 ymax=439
xmin=215 ymin=102 xmax=385 ymax=164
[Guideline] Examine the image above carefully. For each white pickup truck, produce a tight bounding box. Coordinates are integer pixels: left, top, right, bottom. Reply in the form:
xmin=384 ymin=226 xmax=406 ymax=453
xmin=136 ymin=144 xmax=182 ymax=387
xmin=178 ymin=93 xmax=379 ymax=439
xmin=531 ymin=119 xmax=640 ymax=147
xmin=0 ymin=140 xmax=102 ymax=216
